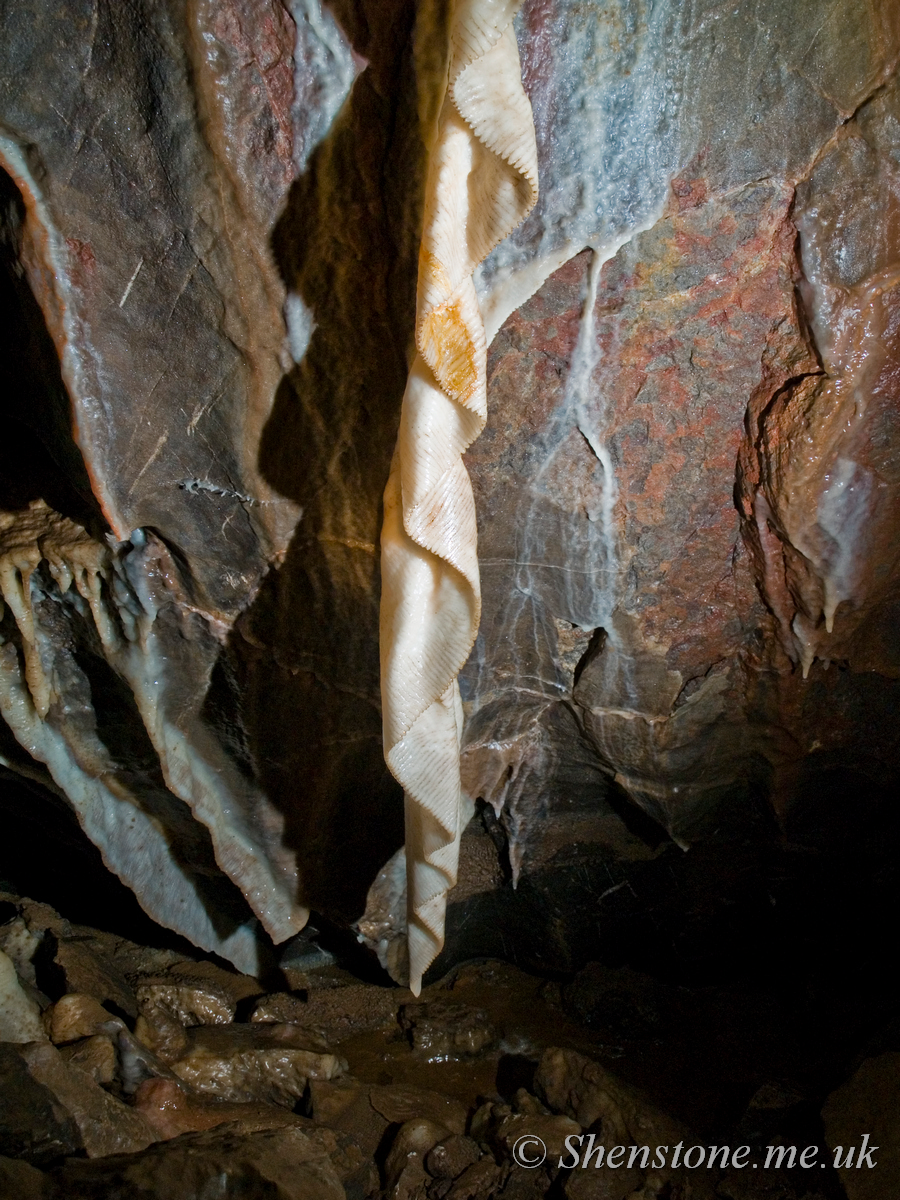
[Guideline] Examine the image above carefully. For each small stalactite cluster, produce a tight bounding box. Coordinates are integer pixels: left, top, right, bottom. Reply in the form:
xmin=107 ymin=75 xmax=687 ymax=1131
xmin=0 ymin=500 xmax=305 ymax=973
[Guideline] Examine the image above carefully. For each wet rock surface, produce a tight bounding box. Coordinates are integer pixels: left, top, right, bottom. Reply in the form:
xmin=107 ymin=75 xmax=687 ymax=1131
xmin=169 ymin=1022 xmax=344 ymax=1106
xmin=0 ymin=0 xmax=895 ymax=999
xmin=51 ymin=1125 xmax=346 ymax=1200
xmin=0 ymin=0 xmax=899 ymax=1192
xmin=400 ymin=1001 xmax=497 ymax=1061
xmin=0 ymin=885 xmax=885 ymax=1200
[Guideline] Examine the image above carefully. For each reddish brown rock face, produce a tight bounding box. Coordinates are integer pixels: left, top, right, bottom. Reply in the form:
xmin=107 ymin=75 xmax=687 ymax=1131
xmin=460 ymin=126 xmax=900 ymax=934
xmin=464 ymin=168 xmax=900 ymax=864
xmin=467 ymin=186 xmax=806 ymax=838
xmin=1 ymin=0 xmax=899 ymax=978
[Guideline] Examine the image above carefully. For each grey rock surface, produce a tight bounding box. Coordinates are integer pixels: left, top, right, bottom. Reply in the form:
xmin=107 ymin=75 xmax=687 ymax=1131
xmin=0 ymin=0 xmax=898 ymax=981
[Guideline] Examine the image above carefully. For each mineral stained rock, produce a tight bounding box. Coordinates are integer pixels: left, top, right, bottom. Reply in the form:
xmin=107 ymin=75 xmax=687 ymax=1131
xmin=1 ymin=0 xmax=899 ymax=973
xmin=42 ymin=993 xmax=112 ymax=1045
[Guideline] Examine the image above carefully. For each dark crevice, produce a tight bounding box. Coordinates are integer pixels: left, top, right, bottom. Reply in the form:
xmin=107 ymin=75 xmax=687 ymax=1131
xmin=0 ymin=766 xmax=191 ymax=952
xmin=0 ymin=167 xmax=105 ymax=532
xmin=479 ymin=798 xmax=513 ymax=885
xmin=572 ymin=626 xmax=607 ymax=688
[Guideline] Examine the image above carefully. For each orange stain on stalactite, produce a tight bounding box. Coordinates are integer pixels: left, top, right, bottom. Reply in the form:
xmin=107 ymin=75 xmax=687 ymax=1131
xmin=419 ymin=246 xmax=452 ymax=294
xmin=420 ymin=300 xmax=478 ymax=407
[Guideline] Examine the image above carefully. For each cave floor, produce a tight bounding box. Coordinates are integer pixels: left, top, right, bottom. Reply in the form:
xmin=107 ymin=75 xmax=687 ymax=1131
xmin=4 ymin=879 xmax=892 ymax=1199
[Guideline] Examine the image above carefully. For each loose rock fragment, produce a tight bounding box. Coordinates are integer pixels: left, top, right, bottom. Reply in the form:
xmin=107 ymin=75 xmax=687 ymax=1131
xmin=493 ymin=1108 xmax=581 ymax=1164
xmin=16 ymin=1041 xmax=157 ymax=1157
xmin=131 ymin=1077 xmax=380 ymax=1198
xmin=399 ymin=1000 xmax=497 ymax=1059
xmin=133 ymin=1076 xmax=309 ymax=1140
xmin=137 ymin=979 xmax=236 ymax=1026
xmin=49 ymin=1125 xmax=346 ymax=1200
xmin=469 ymin=1092 xmax=580 ymax=1167
xmin=0 ymin=1043 xmax=82 ymax=1163
xmin=134 ymin=1006 xmax=191 ymax=1063
xmin=425 ymin=1134 xmax=481 ymax=1181
xmin=133 ymin=965 xmax=263 ymax=1062
xmin=43 ymin=993 xmax=113 ymax=1045
xmin=385 ymin=1117 xmax=452 ymax=1188
xmin=170 ymin=1023 xmax=344 ymax=1106
xmin=0 ymin=946 xmax=45 ymax=1042
xmin=134 ymin=1075 xmax=377 ymax=1200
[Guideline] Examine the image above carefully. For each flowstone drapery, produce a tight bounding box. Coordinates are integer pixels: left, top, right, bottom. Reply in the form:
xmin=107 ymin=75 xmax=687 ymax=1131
xmin=380 ymin=0 xmax=538 ymax=992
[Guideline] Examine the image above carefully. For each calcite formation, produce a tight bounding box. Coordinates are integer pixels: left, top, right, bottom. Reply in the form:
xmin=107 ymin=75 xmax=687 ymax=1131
xmin=379 ymin=0 xmax=538 ymax=991
xmin=0 ymin=0 xmax=899 ymax=977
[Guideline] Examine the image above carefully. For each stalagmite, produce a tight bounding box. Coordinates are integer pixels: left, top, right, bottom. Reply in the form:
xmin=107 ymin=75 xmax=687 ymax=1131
xmin=380 ymin=0 xmax=538 ymax=992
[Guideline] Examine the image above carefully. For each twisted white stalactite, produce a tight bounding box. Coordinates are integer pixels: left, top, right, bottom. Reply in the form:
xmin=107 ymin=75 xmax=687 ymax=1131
xmin=380 ymin=0 xmax=538 ymax=994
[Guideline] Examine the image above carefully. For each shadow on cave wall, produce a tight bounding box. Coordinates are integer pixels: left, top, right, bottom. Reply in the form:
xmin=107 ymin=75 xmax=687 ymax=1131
xmin=1 ymin=163 xmax=264 ymax=953
xmin=0 ymin=167 xmax=103 ymax=529
xmin=215 ymin=0 xmax=430 ymax=925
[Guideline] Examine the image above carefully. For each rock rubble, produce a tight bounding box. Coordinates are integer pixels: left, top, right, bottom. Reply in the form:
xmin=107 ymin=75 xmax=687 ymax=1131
xmin=1 ymin=889 xmax=859 ymax=1200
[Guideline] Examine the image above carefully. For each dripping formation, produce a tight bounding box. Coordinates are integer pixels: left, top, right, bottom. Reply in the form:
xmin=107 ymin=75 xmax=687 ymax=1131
xmin=379 ymin=0 xmax=538 ymax=992
xmin=0 ymin=501 xmax=305 ymax=974
xmin=0 ymin=134 xmax=305 ymax=975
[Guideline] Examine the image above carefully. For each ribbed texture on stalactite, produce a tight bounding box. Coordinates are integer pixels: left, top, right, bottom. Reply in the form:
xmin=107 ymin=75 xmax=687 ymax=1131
xmin=380 ymin=1 xmax=537 ymax=994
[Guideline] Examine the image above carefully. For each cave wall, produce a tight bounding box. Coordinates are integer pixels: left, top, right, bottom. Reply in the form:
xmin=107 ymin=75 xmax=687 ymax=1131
xmin=0 ymin=0 xmax=898 ymax=972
